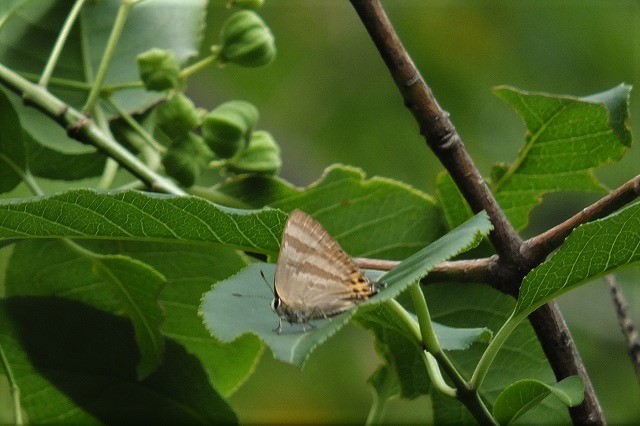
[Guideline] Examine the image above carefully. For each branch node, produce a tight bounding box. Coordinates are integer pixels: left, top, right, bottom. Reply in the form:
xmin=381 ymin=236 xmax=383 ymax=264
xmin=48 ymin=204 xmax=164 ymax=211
xmin=66 ymin=115 xmax=92 ymax=142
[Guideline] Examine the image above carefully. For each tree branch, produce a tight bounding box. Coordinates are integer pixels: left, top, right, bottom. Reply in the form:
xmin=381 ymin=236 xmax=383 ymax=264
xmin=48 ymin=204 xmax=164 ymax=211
xmin=0 ymin=62 xmax=185 ymax=196
xmin=523 ymin=174 xmax=640 ymax=262
xmin=605 ymin=274 xmax=640 ymax=383
xmin=349 ymin=0 xmax=523 ymax=266
xmin=349 ymin=1 xmax=606 ymax=423
xmin=354 ymin=256 xmax=495 ymax=284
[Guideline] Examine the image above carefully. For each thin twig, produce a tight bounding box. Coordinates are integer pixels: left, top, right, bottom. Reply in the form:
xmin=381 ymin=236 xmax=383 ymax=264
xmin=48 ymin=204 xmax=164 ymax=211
xmin=524 ymin=174 xmax=640 ymax=263
xmin=605 ymin=274 xmax=640 ymax=383
xmin=354 ymin=257 xmax=495 ymax=284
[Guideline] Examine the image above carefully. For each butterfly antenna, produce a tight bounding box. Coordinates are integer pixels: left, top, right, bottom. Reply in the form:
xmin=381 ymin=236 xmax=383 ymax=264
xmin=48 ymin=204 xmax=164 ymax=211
xmin=260 ymin=269 xmax=275 ymax=296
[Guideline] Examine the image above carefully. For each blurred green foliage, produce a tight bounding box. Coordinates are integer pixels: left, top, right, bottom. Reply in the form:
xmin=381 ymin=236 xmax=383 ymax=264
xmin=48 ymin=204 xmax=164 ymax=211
xmin=187 ymin=1 xmax=640 ymax=423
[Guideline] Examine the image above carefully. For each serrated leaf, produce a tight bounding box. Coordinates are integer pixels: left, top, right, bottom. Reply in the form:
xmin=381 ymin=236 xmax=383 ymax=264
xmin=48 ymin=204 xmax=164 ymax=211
xmin=6 ymin=240 xmax=166 ymax=379
xmin=200 ymin=212 xmax=492 ymax=367
xmin=216 ymin=165 xmax=447 ymax=260
xmin=0 ymin=190 xmax=286 ymax=254
xmin=5 ymin=240 xmax=262 ymax=395
xmin=491 ymin=85 xmax=631 ymax=230
xmin=0 ymin=296 xmax=236 ymax=423
xmin=428 ymin=283 xmax=570 ymax=424
xmin=493 ymin=376 xmax=584 ymax=425
xmin=111 ymin=242 xmax=262 ymax=396
xmin=515 ymin=200 xmax=640 ymax=317
xmin=0 ymin=89 xmax=26 ymax=194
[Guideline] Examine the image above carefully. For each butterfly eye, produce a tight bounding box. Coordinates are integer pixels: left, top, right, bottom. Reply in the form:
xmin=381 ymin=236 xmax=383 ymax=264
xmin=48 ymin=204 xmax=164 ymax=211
xmin=271 ymin=297 xmax=280 ymax=312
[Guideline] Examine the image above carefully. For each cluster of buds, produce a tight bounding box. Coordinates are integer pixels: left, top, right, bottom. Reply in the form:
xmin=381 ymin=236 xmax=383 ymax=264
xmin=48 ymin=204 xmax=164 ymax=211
xmin=134 ymin=5 xmax=280 ymax=187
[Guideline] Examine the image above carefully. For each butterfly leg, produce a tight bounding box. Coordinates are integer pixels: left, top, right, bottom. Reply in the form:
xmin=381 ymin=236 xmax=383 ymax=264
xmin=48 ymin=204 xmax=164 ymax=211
xmin=273 ymin=317 xmax=283 ymax=334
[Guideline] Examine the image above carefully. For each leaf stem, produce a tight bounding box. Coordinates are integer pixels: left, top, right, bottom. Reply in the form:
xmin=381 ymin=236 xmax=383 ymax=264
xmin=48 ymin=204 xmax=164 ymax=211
xmin=105 ymin=97 xmax=167 ymax=153
xmin=423 ymin=351 xmax=456 ymax=397
xmin=407 ymin=283 xmax=440 ymax=353
xmin=470 ymin=313 xmax=521 ymax=389
xmin=180 ymin=48 xmax=220 ymax=79
xmin=20 ymin=72 xmax=93 ymax=91
xmin=82 ymin=0 xmax=137 ymax=112
xmin=384 ymin=299 xmax=421 ymax=343
xmin=0 ymin=343 xmax=22 ymax=425
xmin=0 ymin=62 xmax=186 ymax=195
xmin=39 ymin=0 xmax=89 ymax=87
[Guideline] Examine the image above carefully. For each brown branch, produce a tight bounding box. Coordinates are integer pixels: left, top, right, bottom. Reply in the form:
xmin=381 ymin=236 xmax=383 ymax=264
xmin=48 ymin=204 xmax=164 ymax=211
xmin=605 ymin=274 xmax=640 ymax=383
xmin=354 ymin=256 xmax=495 ymax=284
xmin=349 ymin=0 xmax=524 ymax=267
xmin=524 ymin=174 xmax=640 ymax=263
xmin=349 ymin=1 xmax=607 ymax=423
xmin=528 ymin=302 xmax=605 ymax=424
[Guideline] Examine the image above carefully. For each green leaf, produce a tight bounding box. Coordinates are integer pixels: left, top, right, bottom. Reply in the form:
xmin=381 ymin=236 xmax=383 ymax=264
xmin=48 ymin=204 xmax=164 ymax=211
xmin=0 ymin=89 xmax=26 ymax=194
xmin=216 ymin=165 xmax=447 ymax=260
xmin=493 ymin=376 xmax=585 ymax=425
xmin=5 ymin=240 xmax=263 ymax=395
xmin=6 ymin=240 xmax=166 ymax=379
xmin=0 ymin=296 xmax=236 ymax=423
xmin=515 ymin=200 xmax=640 ymax=317
xmin=200 ymin=212 xmax=492 ymax=367
xmin=366 ymin=364 xmax=400 ymax=424
xmin=356 ymin=302 xmax=491 ymax=399
xmin=111 ymin=241 xmax=263 ymax=397
xmin=428 ymin=283 xmax=570 ymax=424
xmin=92 ymin=254 xmax=166 ymax=379
xmin=25 ymin=133 xmax=106 ymax=181
xmin=435 ymin=171 xmax=473 ymax=230
xmin=491 ymin=85 xmax=631 ymax=230
xmin=0 ymin=190 xmax=286 ymax=254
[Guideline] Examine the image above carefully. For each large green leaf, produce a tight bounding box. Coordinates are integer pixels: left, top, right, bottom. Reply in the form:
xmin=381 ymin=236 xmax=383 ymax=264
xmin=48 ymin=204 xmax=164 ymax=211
xmin=0 ymin=89 xmax=26 ymax=194
xmin=0 ymin=296 xmax=236 ymax=423
xmin=111 ymin=241 xmax=263 ymax=397
xmin=200 ymin=212 xmax=492 ymax=367
xmin=216 ymin=165 xmax=447 ymax=260
xmin=0 ymin=190 xmax=286 ymax=254
xmin=435 ymin=85 xmax=632 ymax=232
xmin=515 ymin=200 xmax=640 ymax=317
xmin=493 ymin=376 xmax=584 ymax=425
xmin=492 ymin=85 xmax=631 ymax=230
xmin=5 ymin=239 xmax=263 ymax=395
xmin=428 ymin=283 xmax=571 ymax=424
xmin=6 ymin=240 xmax=166 ymax=379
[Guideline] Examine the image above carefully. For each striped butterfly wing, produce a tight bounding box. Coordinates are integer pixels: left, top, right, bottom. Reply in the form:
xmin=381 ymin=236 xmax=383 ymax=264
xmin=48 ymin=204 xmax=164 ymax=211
xmin=274 ymin=210 xmax=375 ymax=319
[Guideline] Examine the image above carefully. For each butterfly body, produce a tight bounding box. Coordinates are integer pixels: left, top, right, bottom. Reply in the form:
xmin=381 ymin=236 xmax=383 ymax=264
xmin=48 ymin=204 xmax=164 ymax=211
xmin=272 ymin=209 xmax=378 ymax=333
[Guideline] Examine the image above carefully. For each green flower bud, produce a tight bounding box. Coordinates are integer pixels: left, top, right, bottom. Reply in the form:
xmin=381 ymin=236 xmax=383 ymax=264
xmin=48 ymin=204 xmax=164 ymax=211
xmin=156 ymin=93 xmax=200 ymax=139
xmin=228 ymin=0 xmax=264 ymax=9
xmin=202 ymin=100 xmax=259 ymax=158
xmin=227 ymin=130 xmax=281 ymax=174
xmin=137 ymin=48 xmax=181 ymax=91
xmin=219 ymin=11 xmax=276 ymax=67
xmin=163 ymin=133 xmax=213 ymax=187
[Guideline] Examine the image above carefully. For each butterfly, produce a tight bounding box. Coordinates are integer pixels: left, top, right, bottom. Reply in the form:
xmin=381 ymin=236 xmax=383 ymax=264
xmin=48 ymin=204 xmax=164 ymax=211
xmin=271 ymin=209 xmax=378 ymax=333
